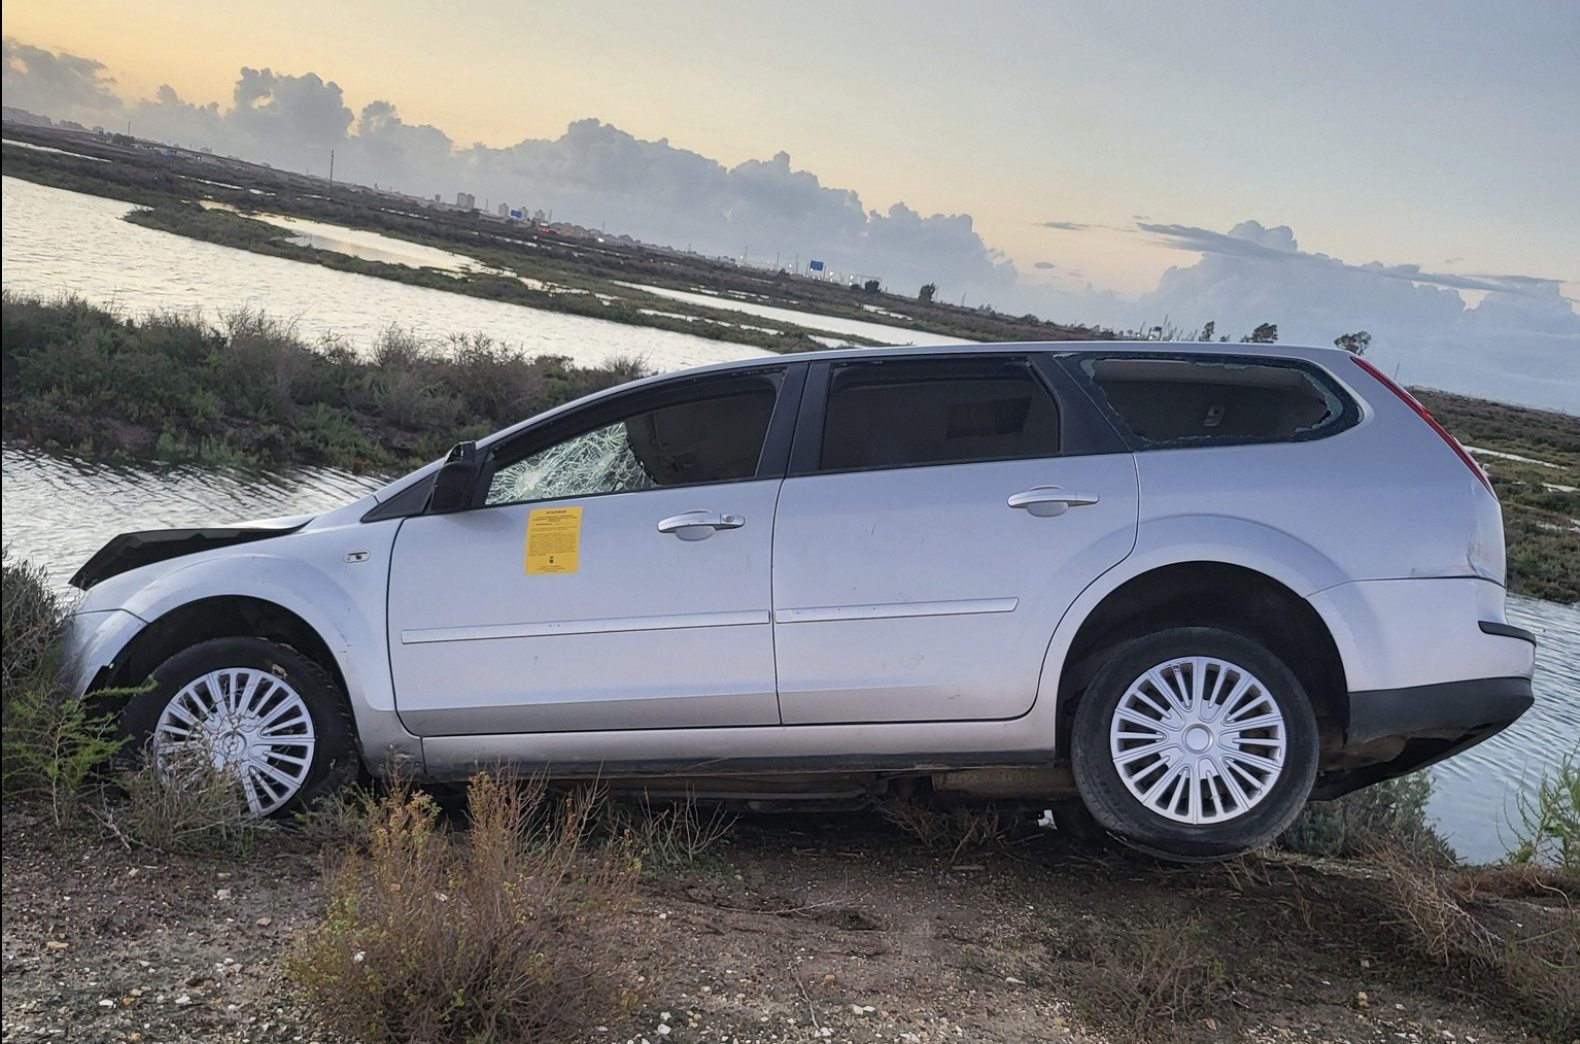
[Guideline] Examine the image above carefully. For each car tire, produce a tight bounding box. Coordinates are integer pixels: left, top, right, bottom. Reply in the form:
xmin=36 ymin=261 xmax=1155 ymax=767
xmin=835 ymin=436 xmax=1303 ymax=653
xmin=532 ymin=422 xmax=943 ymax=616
xmin=120 ymin=637 xmax=359 ymax=818
xmin=1070 ymin=627 xmax=1318 ymax=861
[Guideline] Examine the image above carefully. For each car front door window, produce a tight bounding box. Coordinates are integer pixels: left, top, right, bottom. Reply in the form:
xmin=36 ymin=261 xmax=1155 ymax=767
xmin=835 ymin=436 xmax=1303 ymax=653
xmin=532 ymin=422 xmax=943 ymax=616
xmin=487 ymin=422 xmax=655 ymax=505
xmin=482 ymin=378 xmax=779 ymax=508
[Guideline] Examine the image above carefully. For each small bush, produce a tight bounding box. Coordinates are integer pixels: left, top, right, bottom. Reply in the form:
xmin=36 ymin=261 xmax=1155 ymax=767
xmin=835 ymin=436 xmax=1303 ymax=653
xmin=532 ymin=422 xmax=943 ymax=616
xmin=1278 ymin=772 xmax=1455 ymax=866
xmin=99 ymin=740 xmax=269 ymax=856
xmin=2 ymin=686 xmax=125 ymax=824
xmin=1 ymin=551 xmax=65 ymax=694
xmin=1052 ymin=912 xmax=1226 ymax=1038
xmin=608 ymin=793 xmax=736 ymax=876
xmin=1506 ymin=750 xmax=1580 ymax=875
xmin=876 ymin=797 xmax=1012 ymax=858
xmin=1 ymin=552 xmax=125 ymax=822
xmin=1368 ymin=841 xmax=1500 ymax=965
xmin=290 ymin=772 xmax=640 ymax=1044
xmin=291 ymin=781 xmax=384 ymax=850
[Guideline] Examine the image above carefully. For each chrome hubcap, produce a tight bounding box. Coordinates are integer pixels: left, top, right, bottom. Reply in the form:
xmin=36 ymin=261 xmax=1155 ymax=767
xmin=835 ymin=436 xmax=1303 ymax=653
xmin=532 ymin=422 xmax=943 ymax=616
xmin=1109 ymin=655 xmax=1288 ymax=825
xmin=154 ymin=667 xmax=316 ymax=816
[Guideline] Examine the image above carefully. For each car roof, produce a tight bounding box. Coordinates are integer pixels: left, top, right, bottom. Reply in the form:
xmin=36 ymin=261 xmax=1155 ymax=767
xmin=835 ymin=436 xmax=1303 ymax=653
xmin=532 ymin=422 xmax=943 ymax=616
xmin=640 ymin=338 xmax=1351 ymax=382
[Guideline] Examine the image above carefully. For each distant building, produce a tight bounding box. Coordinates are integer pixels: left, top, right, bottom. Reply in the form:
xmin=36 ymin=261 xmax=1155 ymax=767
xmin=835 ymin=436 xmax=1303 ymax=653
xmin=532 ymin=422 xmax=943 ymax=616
xmin=498 ymin=202 xmax=509 ymax=217
xmin=456 ymin=191 xmax=476 ymax=210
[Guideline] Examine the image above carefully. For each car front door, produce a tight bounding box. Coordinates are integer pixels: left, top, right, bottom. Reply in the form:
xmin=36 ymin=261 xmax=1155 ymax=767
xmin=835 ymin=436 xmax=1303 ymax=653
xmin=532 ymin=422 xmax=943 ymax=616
xmin=771 ymin=354 xmax=1139 ymax=724
xmin=387 ymin=366 xmax=798 ymax=736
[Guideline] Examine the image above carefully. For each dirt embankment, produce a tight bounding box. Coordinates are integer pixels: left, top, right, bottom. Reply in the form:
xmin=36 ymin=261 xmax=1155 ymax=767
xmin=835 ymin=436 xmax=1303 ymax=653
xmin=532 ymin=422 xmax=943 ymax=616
xmin=3 ymin=809 xmax=1573 ymax=1044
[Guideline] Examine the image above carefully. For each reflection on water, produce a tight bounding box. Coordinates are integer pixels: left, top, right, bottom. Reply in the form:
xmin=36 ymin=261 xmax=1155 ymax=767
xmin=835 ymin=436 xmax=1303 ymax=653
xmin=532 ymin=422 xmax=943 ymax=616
xmin=1 ymin=176 xmax=774 ymax=373
xmin=1426 ymin=594 xmax=1580 ymax=863
xmin=0 ymin=447 xmax=386 ymax=586
xmin=619 ymin=282 xmax=974 ymax=347
xmin=206 ymin=206 xmax=500 ymax=273
xmin=3 ymin=445 xmax=1575 ymax=864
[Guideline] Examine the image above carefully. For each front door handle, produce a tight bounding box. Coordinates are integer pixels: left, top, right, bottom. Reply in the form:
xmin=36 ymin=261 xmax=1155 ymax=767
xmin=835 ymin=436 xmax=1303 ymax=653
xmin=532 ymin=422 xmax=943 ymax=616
xmin=656 ymin=510 xmax=746 ymax=541
xmin=1007 ymin=486 xmax=1100 ymax=518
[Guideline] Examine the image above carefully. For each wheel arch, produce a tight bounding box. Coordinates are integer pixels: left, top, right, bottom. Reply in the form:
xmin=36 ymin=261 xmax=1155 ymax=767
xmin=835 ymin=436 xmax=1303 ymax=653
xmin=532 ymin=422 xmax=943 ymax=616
xmin=89 ymin=595 xmax=348 ymax=704
xmin=76 ymin=548 xmax=424 ymax=775
xmin=1049 ymin=561 xmax=1348 ymax=760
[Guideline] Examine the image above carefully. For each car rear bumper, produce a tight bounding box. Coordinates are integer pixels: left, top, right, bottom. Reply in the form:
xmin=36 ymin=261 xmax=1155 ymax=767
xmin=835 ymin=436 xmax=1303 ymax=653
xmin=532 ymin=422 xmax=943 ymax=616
xmin=1312 ymin=674 xmax=1535 ymax=800
xmin=1347 ymin=675 xmax=1534 ymax=746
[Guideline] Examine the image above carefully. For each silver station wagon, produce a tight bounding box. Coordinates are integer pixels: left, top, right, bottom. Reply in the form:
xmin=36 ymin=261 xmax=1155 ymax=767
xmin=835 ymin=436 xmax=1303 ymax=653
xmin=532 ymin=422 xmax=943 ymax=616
xmin=65 ymin=342 xmax=1537 ymax=860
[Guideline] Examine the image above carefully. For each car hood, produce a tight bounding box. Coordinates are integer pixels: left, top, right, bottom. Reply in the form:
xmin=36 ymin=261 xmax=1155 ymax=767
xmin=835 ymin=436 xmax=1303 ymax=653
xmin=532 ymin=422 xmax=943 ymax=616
xmin=69 ymin=515 xmax=315 ymax=590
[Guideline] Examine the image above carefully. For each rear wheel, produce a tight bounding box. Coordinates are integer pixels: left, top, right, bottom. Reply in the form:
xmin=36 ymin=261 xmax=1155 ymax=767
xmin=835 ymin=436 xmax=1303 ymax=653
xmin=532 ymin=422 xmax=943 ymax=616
xmin=1070 ymin=627 xmax=1318 ymax=861
xmin=121 ymin=637 xmax=358 ymax=817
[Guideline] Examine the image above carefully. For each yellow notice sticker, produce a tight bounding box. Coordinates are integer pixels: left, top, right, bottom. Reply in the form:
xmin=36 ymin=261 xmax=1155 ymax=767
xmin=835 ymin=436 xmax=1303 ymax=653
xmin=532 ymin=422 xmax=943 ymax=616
xmin=525 ymin=507 xmax=583 ymax=575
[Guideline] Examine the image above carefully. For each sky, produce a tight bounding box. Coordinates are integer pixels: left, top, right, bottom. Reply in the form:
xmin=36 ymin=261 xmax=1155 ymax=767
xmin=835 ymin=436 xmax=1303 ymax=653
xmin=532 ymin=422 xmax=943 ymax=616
xmin=3 ymin=1 xmax=1577 ymax=410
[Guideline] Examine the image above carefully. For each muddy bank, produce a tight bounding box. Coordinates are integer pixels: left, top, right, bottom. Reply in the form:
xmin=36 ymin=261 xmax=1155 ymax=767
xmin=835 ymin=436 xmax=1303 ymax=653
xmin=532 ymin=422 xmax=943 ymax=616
xmin=3 ymin=809 xmax=1573 ymax=1044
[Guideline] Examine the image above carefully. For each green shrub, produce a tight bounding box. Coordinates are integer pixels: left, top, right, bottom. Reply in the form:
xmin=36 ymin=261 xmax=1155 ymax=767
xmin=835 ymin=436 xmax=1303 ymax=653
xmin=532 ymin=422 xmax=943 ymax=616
xmin=1506 ymin=750 xmax=1580 ymax=874
xmin=1278 ymin=772 xmax=1456 ymax=866
xmin=1 ymin=686 xmax=126 ymax=824
xmin=2 ymin=293 xmax=659 ymax=472
xmin=290 ymin=773 xmax=640 ymax=1044
xmin=0 ymin=552 xmax=125 ymax=822
xmin=1 ymin=550 xmax=65 ymax=694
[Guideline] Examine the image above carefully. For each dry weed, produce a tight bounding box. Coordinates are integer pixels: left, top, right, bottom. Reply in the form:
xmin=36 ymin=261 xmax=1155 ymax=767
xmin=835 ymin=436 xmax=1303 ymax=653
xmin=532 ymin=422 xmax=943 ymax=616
xmin=290 ymin=772 xmax=641 ymax=1044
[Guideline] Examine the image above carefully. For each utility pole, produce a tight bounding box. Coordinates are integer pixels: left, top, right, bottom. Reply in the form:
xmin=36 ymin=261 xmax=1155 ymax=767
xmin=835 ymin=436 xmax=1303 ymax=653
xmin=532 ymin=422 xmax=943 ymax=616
xmin=329 ymin=149 xmax=334 ymax=183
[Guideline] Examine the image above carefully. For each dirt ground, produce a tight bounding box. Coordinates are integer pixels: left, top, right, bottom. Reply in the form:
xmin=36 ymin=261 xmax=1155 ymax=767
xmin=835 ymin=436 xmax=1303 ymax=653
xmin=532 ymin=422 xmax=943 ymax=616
xmin=2 ymin=808 xmax=1573 ymax=1044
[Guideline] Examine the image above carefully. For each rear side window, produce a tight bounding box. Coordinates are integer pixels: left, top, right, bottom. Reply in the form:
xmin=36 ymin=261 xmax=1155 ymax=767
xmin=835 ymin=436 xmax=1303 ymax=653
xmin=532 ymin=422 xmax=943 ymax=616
xmin=819 ymin=357 xmax=1060 ymax=471
xmin=1075 ymin=354 xmax=1356 ymax=448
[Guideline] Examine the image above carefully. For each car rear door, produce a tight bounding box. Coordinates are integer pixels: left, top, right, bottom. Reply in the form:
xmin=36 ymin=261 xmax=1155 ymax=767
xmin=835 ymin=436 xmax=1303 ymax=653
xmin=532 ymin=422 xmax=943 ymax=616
xmin=770 ymin=353 xmax=1138 ymax=724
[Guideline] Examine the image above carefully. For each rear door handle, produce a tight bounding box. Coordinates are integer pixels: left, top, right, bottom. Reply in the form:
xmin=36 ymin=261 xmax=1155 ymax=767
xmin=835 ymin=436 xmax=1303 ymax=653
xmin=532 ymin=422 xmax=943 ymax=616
xmin=1007 ymin=486 xmax=1100 ymax=518
xmin=656 ymin=510 xmax=746 ymax=541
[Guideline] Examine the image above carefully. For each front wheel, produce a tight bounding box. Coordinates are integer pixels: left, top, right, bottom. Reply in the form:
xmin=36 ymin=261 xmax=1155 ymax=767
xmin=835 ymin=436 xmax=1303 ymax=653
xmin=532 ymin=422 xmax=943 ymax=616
xmin=121 ymin=637 xmax=358 ymax=818
xmin=1070 ymin=628 xmax=1318 ymax=861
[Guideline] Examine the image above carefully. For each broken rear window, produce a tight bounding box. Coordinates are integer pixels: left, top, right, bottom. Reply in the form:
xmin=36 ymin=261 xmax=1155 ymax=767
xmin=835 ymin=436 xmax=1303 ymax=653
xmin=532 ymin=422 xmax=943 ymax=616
xmin=1074 ymin=354 xmax=1357 ymax=449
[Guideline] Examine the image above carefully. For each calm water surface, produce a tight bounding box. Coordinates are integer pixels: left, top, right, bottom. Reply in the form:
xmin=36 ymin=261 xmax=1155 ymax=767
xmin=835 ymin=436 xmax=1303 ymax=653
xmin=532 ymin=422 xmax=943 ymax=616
xmin=618 ymin=282 xmax=974 ymax=347
xmin=2 ymin=446 xmax=1573 ymax=864
xmin=1 ymin=175 xmax=773 ymax=373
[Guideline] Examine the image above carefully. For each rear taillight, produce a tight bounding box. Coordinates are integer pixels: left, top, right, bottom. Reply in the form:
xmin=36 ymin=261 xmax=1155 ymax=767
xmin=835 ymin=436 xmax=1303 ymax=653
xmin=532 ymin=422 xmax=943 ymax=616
xmin=1350 ymin=356 xmax=1495 ymax=497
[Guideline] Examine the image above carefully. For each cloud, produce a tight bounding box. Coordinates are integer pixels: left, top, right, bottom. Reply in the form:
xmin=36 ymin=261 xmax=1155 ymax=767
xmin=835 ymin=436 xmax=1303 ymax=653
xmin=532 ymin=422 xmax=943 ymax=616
xmin=1130 ymin=220 xmax=1580 ymax=410
xmin=1034 ymin=261 xmax=1056 ymax=270
xmin=2 ymin=38 xmax=121 ymax=120
xmin=4 ymin=45 xmax=1021 ymax=301
xmin=1038 ymin=220 xmax=1090 ymax=231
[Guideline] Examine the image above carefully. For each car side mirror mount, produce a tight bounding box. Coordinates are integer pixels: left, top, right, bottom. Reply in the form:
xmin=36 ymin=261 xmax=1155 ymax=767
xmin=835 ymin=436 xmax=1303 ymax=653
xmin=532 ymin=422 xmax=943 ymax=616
xmin=427 ymin=441 xmax=481 ymax=514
